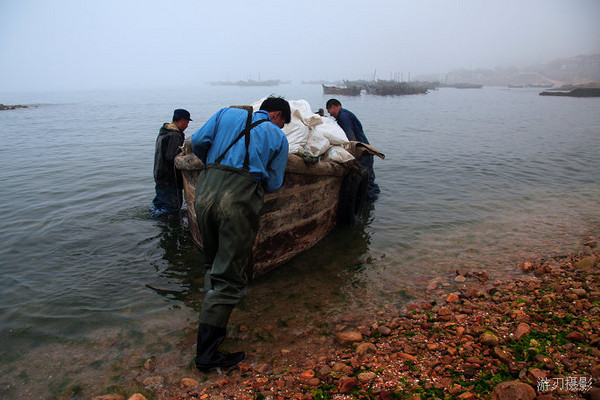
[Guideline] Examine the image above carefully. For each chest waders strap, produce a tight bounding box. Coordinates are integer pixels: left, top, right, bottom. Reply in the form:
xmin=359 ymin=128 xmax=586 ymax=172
xmin=214 ymin=109 xmax=269 ymax=171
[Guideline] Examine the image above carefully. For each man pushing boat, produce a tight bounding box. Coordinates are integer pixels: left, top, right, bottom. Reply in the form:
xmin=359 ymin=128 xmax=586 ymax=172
xmin=190 ymin=97 xmax=291 ymax=371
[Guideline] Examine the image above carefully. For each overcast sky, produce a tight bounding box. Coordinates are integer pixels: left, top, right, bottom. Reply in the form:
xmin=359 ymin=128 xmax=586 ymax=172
xmin=1 ymin=0 xmax=599 ymax=91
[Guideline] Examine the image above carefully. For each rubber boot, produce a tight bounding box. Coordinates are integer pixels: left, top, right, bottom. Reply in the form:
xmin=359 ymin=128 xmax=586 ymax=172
xmin=195 ymin=323 xmax=245 ymax=372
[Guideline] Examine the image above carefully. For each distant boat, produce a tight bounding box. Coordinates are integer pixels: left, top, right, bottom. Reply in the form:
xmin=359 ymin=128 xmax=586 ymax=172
xmin=322 ymin=84 xmax=361 ymax=96
xmin=365 ymin=81 xmax=428 ymax=95
xmin=444 ymin=83 xmax=483 ymax=89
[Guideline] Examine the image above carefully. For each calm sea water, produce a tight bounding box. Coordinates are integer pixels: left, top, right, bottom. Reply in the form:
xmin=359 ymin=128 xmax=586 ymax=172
xmin=0 ymin=84 xmax=598 ymax=398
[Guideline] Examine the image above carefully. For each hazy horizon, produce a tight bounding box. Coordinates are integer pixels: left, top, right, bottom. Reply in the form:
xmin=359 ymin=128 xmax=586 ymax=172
xmin=1 ymin=0 xmax=599 ymax=92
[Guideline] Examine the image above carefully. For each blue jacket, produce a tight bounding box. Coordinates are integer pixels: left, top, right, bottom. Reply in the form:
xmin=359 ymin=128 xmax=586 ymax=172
xmin=191 ymin=108 xmax=289 ymax=193
xmin=336 ymin=108 xmax=370 ymax=144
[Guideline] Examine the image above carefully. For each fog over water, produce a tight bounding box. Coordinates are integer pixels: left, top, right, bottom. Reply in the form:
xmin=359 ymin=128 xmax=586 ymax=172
xmin=1 ymin=0 xmax=599 ymax=92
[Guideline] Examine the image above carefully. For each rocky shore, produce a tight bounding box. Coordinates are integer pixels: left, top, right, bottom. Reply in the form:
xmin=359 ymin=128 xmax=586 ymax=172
xmin=94 ymin=235 xmax=600 ymax=400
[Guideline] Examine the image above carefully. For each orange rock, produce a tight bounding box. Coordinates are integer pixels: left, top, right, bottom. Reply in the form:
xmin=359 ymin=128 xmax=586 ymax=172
xmin=180 ymin=378 xmax=199 ymax=387
xmin=566 ymin=331 xmax=586 ymax=341
xmin=446 ymin=293 xmax=460 ymax=303
xmin=300 ymin=370 xmax=315 ymax=380
xmin=438 ymin=307 xmax=451 ymax=316
xmin=339 ymin=376 xmax=358 ymax=393
xmin=335 ymin=331 xmax=363 ymax=345
xmin=399 ymin=353 xmax=418 ymax=363
xmin=356 ymin=342 xmax=377 ymax=356
xmin=479 ymin=331 xmax=499 ymax=346
xmin=522 ymin=262 xmax=533 ymax=272
xmin=357 ymin=372 xmax=376 ymax=382
xmin=237 ymin=362 xmax=252 ymax=372
xmin=514 ymin=323 xmax=531 ymax=340
xmin=491 ymin=380 xmax=536 ymax=400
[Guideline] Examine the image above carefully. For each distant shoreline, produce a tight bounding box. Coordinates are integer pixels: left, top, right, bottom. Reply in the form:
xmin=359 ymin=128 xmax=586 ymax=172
xmin=0 ymin=104 xmax=29 ymax=110
xmin=540 ymin=82 xmax=600 ymax=98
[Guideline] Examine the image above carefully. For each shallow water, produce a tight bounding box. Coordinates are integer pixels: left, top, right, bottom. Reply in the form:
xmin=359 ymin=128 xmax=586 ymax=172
xmin=0 ymin=85 xmax=598 ymax=398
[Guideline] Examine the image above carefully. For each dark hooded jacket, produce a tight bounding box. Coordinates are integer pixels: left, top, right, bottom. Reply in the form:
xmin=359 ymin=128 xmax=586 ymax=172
xmin=153 ymin=123 xmax=185 ymax=187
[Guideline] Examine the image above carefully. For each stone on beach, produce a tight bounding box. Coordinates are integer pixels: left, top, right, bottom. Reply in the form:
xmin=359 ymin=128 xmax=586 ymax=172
xmin=514 ymin=322 xmax=530 ymax=339
xmin=180 ymin=378 xmax=199 ymax=387
xmin=356 ymin=342 xmax=377 ymax=356
xmin=127 ymin=395 xmax=147 ymax=400
xmin=491 ymin=381 xmax=536 ymax=400
xmin=574 ymin=255 xmax=597 ymax=271
xmin=445 ymin=293 xmax=460 ymax=303
xmin=125 ymin=244 xmax=600 ymax=400
xmin=335 ymin=330 xmax=363 ymax=345
xmin=479 ymin=331 xmax=499 ymax=346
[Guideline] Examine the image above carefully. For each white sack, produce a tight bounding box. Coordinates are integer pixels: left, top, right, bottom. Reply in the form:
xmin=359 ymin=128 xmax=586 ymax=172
xmin=279 ymin=100 xmax=315 ymax=154
xmin=283 ymin=120 xmax=309 ymax=153
xmin=314 ymin=117 xmax=349 ymax=146
xmin=325 ymin=145 xmax=355 ymax=164
xmin=304 ymin=126 xmax=331 ymax=157
xmin=289 ymin=100 xmax=322 ymax=128
xmin=251 ymin=97 xmax=308 ymax=153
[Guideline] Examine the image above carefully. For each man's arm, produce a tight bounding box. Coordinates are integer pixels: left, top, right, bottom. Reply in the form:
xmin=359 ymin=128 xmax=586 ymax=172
xmin=191 ymin=109 xmax=224 ymax=163
xmin=263 ymin=135 xmax=289 ymax=193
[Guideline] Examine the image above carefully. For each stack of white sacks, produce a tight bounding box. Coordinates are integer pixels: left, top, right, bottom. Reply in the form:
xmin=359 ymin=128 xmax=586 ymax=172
xmin=251 ymin=98 xmax=355 ymax=163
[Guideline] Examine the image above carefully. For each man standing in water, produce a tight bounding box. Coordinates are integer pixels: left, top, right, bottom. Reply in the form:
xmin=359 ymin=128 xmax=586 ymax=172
xmin=150 ymin=109 xmax=192 ymax=219
xmin=190 ymin=97 xmax=290 ymax=371
xmin=326 ymin=99 xmax=380 ymax=200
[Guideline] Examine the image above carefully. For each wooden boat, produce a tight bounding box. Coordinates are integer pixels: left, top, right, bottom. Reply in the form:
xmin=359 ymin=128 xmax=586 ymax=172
xmin=447 ymin=83 xmax=483 ymax=89
xmin=365 ymin=81 xmax=428 ymax=95
xmin=322 ymin=84 xmax=361 ymax=96
xmin=175 ymin=138 xmax=383 ymax=279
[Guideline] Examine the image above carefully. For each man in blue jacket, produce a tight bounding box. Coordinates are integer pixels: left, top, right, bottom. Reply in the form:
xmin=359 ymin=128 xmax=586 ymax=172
xmin=190 ymin=97 xmax=290 ymax=372
xmin=326 ymin=99 xmax=380 ymax=200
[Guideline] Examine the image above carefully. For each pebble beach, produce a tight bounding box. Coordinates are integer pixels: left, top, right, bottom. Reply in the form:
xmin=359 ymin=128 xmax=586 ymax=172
xmin=89 ymin=233 xmax=600 ymax=400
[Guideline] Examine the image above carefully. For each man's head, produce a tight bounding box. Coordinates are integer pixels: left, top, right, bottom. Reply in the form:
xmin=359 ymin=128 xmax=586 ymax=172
xmin=260 ymin=97 xmax=291 ymax=129
xmin=326 ymin=98 xmax=342 ymax=118
xmin=172 ymin=108 xmax=192 ymax=131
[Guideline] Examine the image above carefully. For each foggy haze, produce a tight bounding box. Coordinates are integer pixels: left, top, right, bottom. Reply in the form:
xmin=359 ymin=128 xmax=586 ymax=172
xmin=1 ymin=0 xmax=599 ymax=92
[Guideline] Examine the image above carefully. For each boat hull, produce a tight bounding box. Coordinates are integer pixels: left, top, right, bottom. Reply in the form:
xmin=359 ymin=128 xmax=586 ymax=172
xmin=322 ymin=84 xmax=361 ymax=96
xmin=175 ymin=145 xmax=348 ymax=279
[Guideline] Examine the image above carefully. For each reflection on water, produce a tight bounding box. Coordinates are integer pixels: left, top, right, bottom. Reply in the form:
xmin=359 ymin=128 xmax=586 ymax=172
xmin=147 ymin=214 xmax=205 ymax=307
xmin=149 ymin=206 xmax=377 ymax=329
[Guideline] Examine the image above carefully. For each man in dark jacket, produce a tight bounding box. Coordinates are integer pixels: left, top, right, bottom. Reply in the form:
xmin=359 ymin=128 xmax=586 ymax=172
xmin=150 ymin=109 xmax=192 ymax=219
xmin=326 ymin=99 xmax=380 ymax=200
